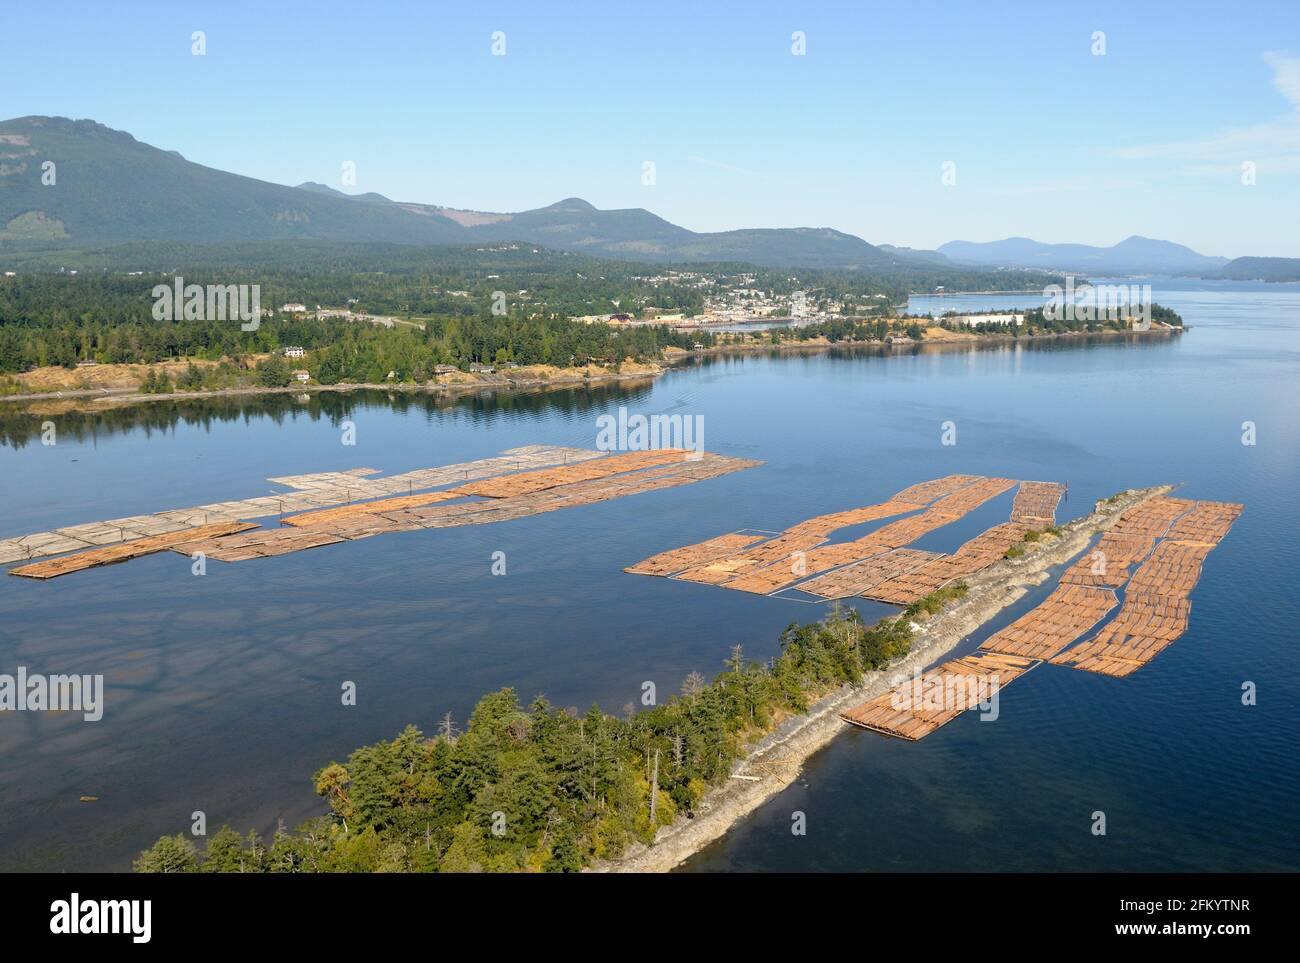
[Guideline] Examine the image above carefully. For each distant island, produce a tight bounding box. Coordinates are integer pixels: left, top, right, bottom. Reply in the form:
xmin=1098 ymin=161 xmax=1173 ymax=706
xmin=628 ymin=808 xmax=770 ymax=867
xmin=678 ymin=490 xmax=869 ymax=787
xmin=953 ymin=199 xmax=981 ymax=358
xmin=1215 ymin=256 xmax=1300 ymax=282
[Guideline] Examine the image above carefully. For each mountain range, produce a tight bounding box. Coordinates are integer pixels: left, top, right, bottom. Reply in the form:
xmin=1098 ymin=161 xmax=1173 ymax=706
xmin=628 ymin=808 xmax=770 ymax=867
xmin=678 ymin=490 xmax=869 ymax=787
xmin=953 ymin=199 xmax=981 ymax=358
xmin=1 ymin=115 xmax=1284 ymax=279
xmin=0 ymin=116 xmax=918 ymax=270
xmin=938 ymin=236 xmax=1230 ymax=275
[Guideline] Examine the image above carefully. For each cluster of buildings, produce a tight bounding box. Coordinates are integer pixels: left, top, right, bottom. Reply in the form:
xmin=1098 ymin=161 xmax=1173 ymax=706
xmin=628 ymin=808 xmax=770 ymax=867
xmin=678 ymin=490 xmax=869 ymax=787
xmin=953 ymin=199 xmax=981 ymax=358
xmin=571 ymin=286 xmax=857 ymax=329
xmin=944 ymin=313 xmax=1025 ymax=328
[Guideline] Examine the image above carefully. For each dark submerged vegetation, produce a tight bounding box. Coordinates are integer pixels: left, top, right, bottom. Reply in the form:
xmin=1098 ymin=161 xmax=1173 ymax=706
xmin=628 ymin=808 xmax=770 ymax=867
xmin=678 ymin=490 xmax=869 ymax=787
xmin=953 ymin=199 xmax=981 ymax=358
xmin=135 ymin=598 xmax=964 ymax=873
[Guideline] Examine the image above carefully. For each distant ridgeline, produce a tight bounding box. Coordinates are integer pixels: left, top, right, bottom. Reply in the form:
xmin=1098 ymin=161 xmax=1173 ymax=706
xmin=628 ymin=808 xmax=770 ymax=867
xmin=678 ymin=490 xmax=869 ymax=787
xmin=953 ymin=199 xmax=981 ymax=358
xmin=133 ymin=604 xmax=931 ymax=873
xmin=1216 ymin=256 xmax=1300 ymax=282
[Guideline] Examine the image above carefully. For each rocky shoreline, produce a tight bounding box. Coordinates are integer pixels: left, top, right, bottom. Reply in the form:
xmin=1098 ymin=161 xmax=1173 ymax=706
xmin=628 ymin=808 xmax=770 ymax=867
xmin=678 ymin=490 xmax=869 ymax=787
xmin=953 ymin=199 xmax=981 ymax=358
xmin=0 ymin=363 xmax=660 ymax=409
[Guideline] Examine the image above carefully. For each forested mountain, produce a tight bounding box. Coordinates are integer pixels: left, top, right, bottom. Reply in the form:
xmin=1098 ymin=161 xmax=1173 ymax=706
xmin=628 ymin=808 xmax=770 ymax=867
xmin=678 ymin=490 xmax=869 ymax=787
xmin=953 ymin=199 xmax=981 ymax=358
xmin=1 ymin=116 xmax=927 ymax=269
xmin=0 ymin=117 xmax=468 ymax=245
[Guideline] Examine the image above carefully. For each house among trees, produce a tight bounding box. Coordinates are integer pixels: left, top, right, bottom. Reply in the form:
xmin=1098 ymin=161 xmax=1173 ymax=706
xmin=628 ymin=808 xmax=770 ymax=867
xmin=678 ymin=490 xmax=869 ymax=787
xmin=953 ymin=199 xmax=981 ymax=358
xmin=282 ymin=345 xmax=306 ymax=358
xmin=433 ymin=364 xmax=459 ymax=375
xmin=292 ymin=369 xmax=310 ymax=383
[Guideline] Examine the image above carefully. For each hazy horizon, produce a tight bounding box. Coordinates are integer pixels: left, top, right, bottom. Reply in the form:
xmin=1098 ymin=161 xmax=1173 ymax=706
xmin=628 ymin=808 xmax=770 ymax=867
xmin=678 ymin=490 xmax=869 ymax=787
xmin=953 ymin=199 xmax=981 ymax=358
xmin=4 ymin=0 xmax=1298 ymax=257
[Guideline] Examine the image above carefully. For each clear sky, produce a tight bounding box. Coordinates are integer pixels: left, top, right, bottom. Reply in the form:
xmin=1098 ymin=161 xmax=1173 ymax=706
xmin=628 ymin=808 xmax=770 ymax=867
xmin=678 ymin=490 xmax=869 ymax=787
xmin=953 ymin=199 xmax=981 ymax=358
xmin=4 ymin=0 xmax=1299 ymax=255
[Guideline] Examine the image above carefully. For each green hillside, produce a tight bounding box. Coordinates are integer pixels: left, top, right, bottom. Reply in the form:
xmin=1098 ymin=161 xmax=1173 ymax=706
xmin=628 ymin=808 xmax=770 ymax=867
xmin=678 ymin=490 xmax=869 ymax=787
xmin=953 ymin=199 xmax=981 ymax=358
xmin=0 ymin=116 xmax=927 ymax=270
xmin=0 ymin=116 xmax=467 ymax=245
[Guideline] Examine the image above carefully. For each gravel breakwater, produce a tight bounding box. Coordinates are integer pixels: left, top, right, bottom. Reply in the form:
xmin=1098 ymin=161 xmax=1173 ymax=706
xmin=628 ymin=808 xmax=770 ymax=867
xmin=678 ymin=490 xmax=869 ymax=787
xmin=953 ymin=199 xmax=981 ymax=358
xmin=596 ymin=483 xmax=1174 ymax=873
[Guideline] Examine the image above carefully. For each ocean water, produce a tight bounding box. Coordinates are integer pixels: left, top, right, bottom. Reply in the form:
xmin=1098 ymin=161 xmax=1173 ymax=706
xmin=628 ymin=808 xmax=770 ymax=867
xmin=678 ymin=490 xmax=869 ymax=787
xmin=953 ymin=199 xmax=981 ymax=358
xmin=1 ymin=279 xmax=1296 ymax=871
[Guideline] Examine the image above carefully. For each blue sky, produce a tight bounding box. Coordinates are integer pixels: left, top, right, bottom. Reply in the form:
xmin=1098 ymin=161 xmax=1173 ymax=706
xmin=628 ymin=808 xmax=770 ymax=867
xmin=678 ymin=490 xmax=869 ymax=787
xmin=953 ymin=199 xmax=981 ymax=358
xmin=4 ymin=0 xmax=1299 ymax=255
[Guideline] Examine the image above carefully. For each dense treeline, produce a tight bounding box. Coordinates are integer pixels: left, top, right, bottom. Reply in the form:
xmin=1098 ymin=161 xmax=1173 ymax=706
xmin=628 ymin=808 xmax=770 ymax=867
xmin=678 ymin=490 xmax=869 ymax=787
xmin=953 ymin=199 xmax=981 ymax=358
xmin=0 ymin=299 xmax=708 ymax=380
xmin=1014 ymin=302 xmax=1183 ymax=333
xmin=0 ymin=260 xmax=713 ymax=375
xmin=133 ymin=599 xmax=954 ymax=873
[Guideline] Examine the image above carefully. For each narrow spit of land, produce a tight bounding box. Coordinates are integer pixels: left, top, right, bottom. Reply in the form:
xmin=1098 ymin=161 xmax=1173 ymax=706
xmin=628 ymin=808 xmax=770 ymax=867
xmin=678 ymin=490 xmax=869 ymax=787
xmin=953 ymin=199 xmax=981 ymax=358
xmin=597 ymin=483 xmax=1173 ymax=873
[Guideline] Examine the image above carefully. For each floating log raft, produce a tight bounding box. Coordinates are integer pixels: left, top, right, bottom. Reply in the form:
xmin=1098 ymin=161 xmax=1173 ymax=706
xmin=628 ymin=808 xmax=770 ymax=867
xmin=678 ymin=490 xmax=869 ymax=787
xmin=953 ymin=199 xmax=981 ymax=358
xmin=1058 ymin=532 xmax=1157 ymax=588
xmin=171 ymin=527 xmax=348 ymax=562
xmin=840 ymin=652 xmax=1037 ymax=740
xmin=862 ymin=522 xmax=1035 ymax=605
xmin=1052 ymin=499 xmax=1241 ymax=677
xmin=673 ymin=530 xmax=825 ymax=586
xmin=1010 ymin=480 xmax=1067 ymax=525
xmin=1054 ymin=595 xmax=1194 ymax=677
xmin=8 ymin=521 xmax=259 ymax=579
xmin=844 ymin=491 xmax=1243 ymax=742
xmin=280 ymin=489 xmax=467 ymax=528
xmin=978 ymin=584 xmax=1118 ymax=660
xmin=651 ymin=475 xmax=1020 ymax=597
xmin=0 ymin=445 xmax=603 ymax=565
xmin=1107 ymin=495 xmax=1196 ymax=539
xmin=1165 ymin=499 xmax=1244 ymax=543
xmin=623 ymin=532 xmax=768 ymax=576
xmin=891 ymin=474 xmax=985 ymax=505
xmin=927 ymin=477 xmax=1018 ymax=518
xmin=173 ymin=453 xmax=760 ymax=561
xmin=455 ymin=449 xmax=690 ymax=498
xmin=165 ymin=453 xmax=758 ymax=563
xmin=794 ymin=548 xmax=942 ymax=600
xmin=783 ymin=501 xmax=924 ymax=537
xmin=6 ymin=448 xmax=758 ymax=578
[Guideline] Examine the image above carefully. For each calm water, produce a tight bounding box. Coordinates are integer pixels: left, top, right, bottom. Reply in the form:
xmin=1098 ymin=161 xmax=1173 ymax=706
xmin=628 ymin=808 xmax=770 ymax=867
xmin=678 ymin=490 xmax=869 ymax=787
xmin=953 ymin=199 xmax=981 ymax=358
xmin=1 ymin=279 xmax=1297 ymax=872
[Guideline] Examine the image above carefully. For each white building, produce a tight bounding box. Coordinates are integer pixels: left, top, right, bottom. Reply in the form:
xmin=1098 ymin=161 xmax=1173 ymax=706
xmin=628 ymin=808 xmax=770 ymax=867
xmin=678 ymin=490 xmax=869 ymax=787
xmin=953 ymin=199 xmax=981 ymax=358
xmin=280 ymin=303 xmax=308 ymax=314
xmin=949 ymin=313 xmax=1024 ymax=328
xmin=283 ymin=346 xmax=306 ymax=359
xmin=292 ymin=369 xmax=310 ymax=383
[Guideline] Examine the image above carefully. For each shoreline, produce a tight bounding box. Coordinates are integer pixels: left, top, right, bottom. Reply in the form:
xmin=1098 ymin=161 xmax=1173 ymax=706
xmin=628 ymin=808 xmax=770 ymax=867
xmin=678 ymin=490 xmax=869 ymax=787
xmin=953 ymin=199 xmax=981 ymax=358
xmin=594 ymin=483 xmax=1173 ymax=873
xmin=0 ymin=364 xmax=661 ymax=408
xmin=669 ymin=324 xmax=1181 ymax=360
xmin=1 ymin=326 xmax=1182 ymax=410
